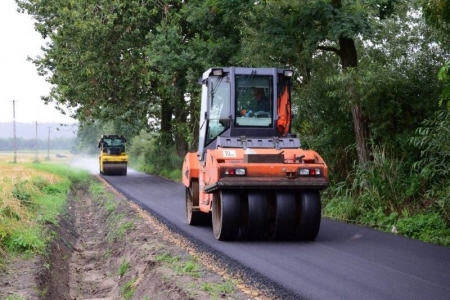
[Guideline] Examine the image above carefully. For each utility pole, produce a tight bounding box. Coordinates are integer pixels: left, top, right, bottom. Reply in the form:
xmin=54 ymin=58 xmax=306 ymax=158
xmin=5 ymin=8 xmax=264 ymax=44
xmin=35 ymin=121 xmax=38 ymax=163
xmin=47 ymin=126 xmax=51 ymax=160
xmin=34 ymin=122 xmax=48 ymax=163
xmin=12 ymin=100 xmax=17 ymax=163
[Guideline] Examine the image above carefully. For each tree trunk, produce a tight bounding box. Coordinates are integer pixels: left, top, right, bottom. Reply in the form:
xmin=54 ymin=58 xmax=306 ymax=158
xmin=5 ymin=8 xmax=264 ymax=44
xmin=160 ymin=98 xmax=173 ymax=147
xmin=175 ymin=133 xmax=187 ymax=157
xmin=351 ymin=103 xmax=370 ymax=165
xmin=339 ymin=36 xmax=370 ymax=165
xmin=174 ymin=93 xmax=188 ymax=157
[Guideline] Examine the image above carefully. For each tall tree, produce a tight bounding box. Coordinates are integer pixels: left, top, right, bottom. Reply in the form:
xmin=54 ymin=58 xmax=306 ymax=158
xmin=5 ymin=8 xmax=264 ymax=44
xmin=16 ymin=0 xmax=162 ymax=131
xmin=240 ymin=0 xmax=411 ymax=165
xmin=144 ymin=0 xmax=252 ymax=155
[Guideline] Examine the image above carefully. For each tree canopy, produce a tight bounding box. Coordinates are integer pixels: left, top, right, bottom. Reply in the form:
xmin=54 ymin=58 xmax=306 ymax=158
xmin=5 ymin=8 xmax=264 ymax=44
xmin=15 ymin=0 xmax=450 ymax=180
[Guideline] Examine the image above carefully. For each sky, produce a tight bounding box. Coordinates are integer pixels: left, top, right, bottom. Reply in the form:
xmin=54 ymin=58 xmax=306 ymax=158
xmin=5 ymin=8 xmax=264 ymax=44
xmin=0 ymin=0 xmax=76 ymax=125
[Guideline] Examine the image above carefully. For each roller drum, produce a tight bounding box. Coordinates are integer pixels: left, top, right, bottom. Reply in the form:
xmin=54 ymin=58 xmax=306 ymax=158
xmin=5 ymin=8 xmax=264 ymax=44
xmin=103 ymin=162 xmax=127 ymax=176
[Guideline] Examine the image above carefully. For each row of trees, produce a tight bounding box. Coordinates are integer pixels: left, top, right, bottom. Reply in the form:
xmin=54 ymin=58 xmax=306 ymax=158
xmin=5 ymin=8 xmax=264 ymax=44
xmin=17 ymin=0 xmax=449 ymax=176
xmin=0 ymin=137 xmax=75 ymax=151
xmin=17 ymin=0 xmax=450 ymax=241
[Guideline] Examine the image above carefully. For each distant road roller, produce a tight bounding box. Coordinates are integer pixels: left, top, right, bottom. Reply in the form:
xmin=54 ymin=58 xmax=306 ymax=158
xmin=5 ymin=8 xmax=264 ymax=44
xmin=98 ymin=135 xmax=128 ymax=176
xmin=182 ymin=67 xmax=329 ymax=241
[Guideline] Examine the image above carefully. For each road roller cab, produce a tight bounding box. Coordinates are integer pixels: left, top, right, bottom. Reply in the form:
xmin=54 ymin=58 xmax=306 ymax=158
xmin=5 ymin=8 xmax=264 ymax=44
xmin=99 ymin=134 xmax=128 ymax=176
xmin=182 ymin=67 xmax=329 ymax=241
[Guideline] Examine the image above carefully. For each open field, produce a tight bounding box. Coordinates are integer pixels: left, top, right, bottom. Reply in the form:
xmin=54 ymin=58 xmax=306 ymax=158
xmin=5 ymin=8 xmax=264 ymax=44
xmin=0 ymin=150 xmax=73 ymax=164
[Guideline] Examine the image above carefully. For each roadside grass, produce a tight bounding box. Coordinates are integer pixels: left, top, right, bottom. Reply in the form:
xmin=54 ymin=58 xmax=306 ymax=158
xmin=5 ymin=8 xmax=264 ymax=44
xmin=155 ymin=251 xmax=237 ymax=299
xmin=121 ymin=278 xmax=137 ymax=300
xmin=156 ymin=252 xmax=201 ymax=277
xmin=89 ymin=181 xmax=137 ymax=243
xmin=118 ymin=258 xmax=130 ymax=277
xmin=0 ymin=153 xmax=89 ymax=266
xmin=322 ymin=146 xmax=450 ymax=247
xmin=201 ymin=280 xmax=235 ymax=300
xmin=323 ymin=191 xmax=450 ymax=246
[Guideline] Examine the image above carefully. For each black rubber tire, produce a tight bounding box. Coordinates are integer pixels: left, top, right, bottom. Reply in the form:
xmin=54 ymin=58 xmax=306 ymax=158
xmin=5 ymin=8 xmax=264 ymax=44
xmin=271 ymin=191 xmax=296 ymax=240
xmin=212 ymin=191 xmax=240 ymax=241
xmin=296 ymin=190 xmax=321 ymax=240
xmin=240 ymin=191 xmax=267 ymax=240
xmin=186 ymin=180 xmax=210 ymax=226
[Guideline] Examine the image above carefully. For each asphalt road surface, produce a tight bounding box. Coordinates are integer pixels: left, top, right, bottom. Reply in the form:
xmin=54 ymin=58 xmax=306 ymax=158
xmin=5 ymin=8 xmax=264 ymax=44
xmin=71 ymin=157 xmax=450 ymax=300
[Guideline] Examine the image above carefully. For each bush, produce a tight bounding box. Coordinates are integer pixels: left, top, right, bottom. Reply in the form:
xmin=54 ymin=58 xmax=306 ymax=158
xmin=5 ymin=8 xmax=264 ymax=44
xmin=396 ymin=213 xmax=450 ymax=246
xmin=127 ymin=130 xmax=156 ymax=166
xmin=329 ymin=145 xmax=410 ymax=214
xmin=128 ymin=131 xmax=183 ymax=181
xmin=322 ymin=143 xmax=450 ymax=247
xmin=357 ymin=207 xmax=399 ymax=231
xmin=411 ymin=110 xmax=450 ymax=182
xmin=322 ymin=189 xmax=360 ymax=222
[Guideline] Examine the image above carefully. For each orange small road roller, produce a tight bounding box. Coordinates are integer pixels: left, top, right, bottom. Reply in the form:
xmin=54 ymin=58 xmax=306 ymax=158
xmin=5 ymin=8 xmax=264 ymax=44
xmin=182 ymin=67 xmax=329 ymax=241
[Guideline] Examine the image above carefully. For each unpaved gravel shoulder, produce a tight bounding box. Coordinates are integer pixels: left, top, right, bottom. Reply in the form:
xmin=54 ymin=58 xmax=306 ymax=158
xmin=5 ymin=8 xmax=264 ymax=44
xmin=0 ymin=176 xmax=255 ymax=300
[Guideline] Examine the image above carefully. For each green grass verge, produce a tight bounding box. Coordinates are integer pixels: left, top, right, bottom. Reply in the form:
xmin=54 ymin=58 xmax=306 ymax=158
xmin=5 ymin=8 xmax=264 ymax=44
xmin=0 ymin=162 xmax=90 ymax=257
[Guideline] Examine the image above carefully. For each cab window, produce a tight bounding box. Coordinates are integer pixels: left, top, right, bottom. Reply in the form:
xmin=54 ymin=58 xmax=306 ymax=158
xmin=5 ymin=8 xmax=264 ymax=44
xmin=206 ymin=76 xmax=231 ymax=144
xmin=235 ymin=75 xmax=273 ymax=127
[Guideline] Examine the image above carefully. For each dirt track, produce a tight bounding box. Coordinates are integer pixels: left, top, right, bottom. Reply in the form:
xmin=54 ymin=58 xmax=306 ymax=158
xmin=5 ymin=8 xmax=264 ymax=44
xmin=0 ymin=176 xmax=254 ymax=299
